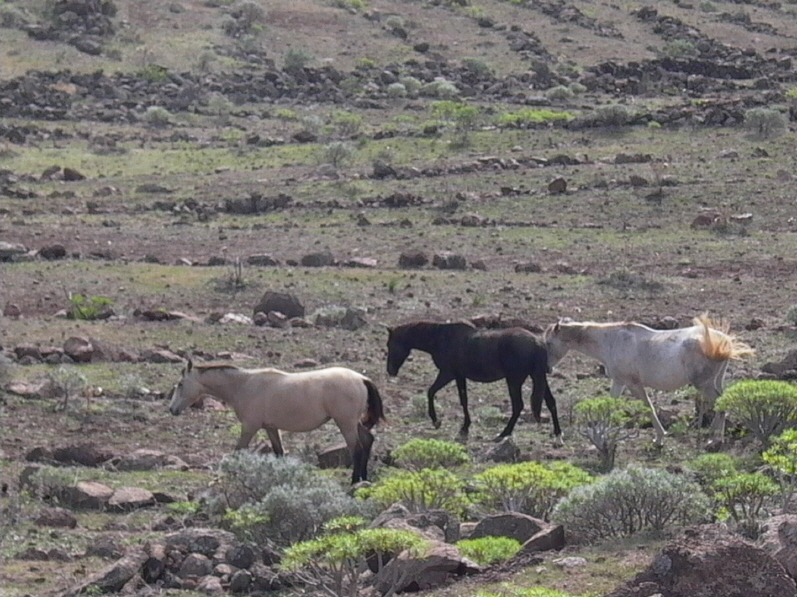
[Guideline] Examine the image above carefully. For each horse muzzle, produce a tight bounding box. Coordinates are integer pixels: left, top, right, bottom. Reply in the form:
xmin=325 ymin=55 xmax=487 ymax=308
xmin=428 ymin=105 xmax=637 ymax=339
xmin=169 ymin=405 xmax=182 ymax=416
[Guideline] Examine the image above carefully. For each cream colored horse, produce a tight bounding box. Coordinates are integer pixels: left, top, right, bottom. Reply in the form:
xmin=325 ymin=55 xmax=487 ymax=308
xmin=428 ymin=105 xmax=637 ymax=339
xmin=168 ymin=360 xmax=385 ymax=483
xmin=544 ymin=314 xmax=753 ymax=445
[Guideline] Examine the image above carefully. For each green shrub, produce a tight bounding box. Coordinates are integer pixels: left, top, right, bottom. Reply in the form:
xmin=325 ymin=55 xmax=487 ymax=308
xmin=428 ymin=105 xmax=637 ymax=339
xmin=222 ymin=0 xmax=266 ymax=36
xmin=699 ymin=1 xmax=718 ymax=11
xmin=476 ymin=587 xmax=581 ymax=597
xmin=569 ymin=82 xmax=587 ymax=95
xmin=594 ymin=104 xmax=632 ymax=127
xmin=387 ymin=82 xmax=408 ymax=98
xmin=744 ymin=108 xmax=788 ymax=139
xmin=67 ymin=293 xmax=114 ymax=320
xmin=0 ymin=5 xmax=31 ymax=28
xmin=284 ymin=48 xmax=313 ymax=71
xmin=762 ymin=428 xmax=797 ymax=508
xmin=551 ymin=466 xmax=710 ymax=542
xmin=421 ymin=78 xmax=460 ymax=99
xmin=686 ymin=453 xmax=740 ymax=490
xmin=392 ymin=438 xmax=470 ymax=470
xmin=141 ymin=106 xmax=173 ymax=128
xmin=462 ymin=56 xmax=492 ymax=76
xmin=574 ymin=396 xmax=645 ymax=472
xmin=495 ymin=108 xmax=574 ymax=127
xmin=399 ymin=76 xmax=422 ymax=96
xmin=47 ymin=366 xmax=88 ymax=412
xmin=662 ymin=39 xmax=698 ymax=58
xmin=716 ymin=380 xmax=797 ymax=445
xmin=456 ymin=536 xmax=521 ymax=565
xmin=358 ymin=469 xmax=469 ymax=516
xmin=545 ymin=85 xmax=574 ymax=102
xmin=283 ymin=526 xmax=428 ymax=597
xmin=320 ymin=141 xmax=354 ymax=168
xmin=785 ymin=305 xmax=797 ymax=325
xmin=712 ymin=472 xmax=778 ymax=524
xmin=472 ymin=461 xmax=592 ymax=519
xmin=210 ymin=452 xmax=366 ymax=545
xmin=332 ymin=110 xmax=363 ymax=137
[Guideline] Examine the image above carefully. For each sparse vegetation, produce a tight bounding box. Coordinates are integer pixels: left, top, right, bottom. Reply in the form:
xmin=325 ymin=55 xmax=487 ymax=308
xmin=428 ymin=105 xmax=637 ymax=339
xmin=3 ymin=2 xmax=797 ymax=596
xmin=210 ymin=453 xmax=366 ymax=545
xmin=456 ymin=536 xmax=522 ymax=565
xmin=391 ymin=438 xmax=471 ymax=470
xmin=744 ymin=108 xmax=788 ymax=139
xmin=715 ymin=380 xmax=797 ymax=445
xmin=552 ymin=466 xmax=711 ymax=542
xmin=574 ymin=396 xmax=645 ymax=472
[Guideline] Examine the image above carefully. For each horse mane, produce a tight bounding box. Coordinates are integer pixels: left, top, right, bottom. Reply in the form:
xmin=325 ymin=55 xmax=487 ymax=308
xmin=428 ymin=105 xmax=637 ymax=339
xmin=194 ymin=363 xmax=241 ymax=373
xmin=692 ymin=313 xmax=754 ymax=360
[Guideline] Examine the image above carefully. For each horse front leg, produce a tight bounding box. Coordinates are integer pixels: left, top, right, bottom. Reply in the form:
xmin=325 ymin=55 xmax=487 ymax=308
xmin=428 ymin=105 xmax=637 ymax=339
xmin=427 ymin=372 xmax=454 ymax=430
xmin=235 ymin=424 xmax=260 ymax=451
xmin=264 ymin=426 xmax=284 ymax=456
xmin=454 ymin=377 xmax=471 ymax=439
xmin=535 ymin=374 xmax=563 ymax=446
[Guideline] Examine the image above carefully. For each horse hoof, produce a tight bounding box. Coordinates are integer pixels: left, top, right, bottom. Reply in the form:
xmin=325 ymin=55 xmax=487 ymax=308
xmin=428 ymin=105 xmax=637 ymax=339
xmin=432 ymin=420 xmax=442 ymax=430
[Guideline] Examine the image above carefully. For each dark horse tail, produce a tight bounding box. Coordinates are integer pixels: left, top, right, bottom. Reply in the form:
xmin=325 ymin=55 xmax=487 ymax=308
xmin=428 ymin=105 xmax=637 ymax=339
xmin=361 ymin=379 xmax=386 ymax=429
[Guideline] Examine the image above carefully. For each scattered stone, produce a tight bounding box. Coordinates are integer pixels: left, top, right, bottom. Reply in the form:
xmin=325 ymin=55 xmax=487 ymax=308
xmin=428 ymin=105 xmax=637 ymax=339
xmin=35 ymin=507 xmax=77 ymax=529
xmin=252 ymin=291 xmax=305 ymax=319
xmin=39 ymin=243 xmax=67 ymax=260
xmin=432 ymin=252 xmax=467 ymax=270
xmin=61 ymin=481 xmax=114 ymax=510
xmin=246 ymin=254 xmax=279 ymax=266
xmin=63 ymin=336 xmax=94 ymax=362
xmin=399 ymin=250 xmax=429 ymax=269
xmin=61 ymin=548 xmax=149 ymax=597
xmin=547 ymin=177 xmax=567 ymax=194
xmin=605 ymin=526 xmax=797 ymax=597
xmin=301 ymin=250 xmax=335 ymax=267
xmin=515 ymin=261 xmax=542 ymax=273
xmin=52 ymin=443 xmax=114 ymax=467
xmin=63 ymin=167 xmax=86 ymax=181
xmin=108 ymin=486 xmax=157 ymax=511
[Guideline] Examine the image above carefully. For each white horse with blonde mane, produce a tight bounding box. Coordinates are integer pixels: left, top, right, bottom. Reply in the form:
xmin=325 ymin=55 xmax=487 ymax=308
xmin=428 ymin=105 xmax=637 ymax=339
xmin=168 ymin=360 xmax=385 ymax=483
xmin=543 ymin=314 xmax=753 ymax=445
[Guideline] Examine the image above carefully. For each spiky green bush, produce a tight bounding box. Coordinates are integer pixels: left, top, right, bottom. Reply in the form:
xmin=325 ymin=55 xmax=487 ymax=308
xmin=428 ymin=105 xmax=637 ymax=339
xmin=716 ymin=380 xmax=797 ymax=445
xmin=456 ymin=536 xmax=521 ymax=565
xmin=762 ymin=429 xmax=797 ymax=508
xmin=551 ymin=466 xmax=710 ymax=542
xmin=574 ymin=396 xmax=644 ymax=471
xmin=472 ymin=461 xmax=592 ymax=519
xmin=686 ymin=453 xmax=740 ymax=490
xmin=495 ymin=108 xmax=574 ymax=127
xmin=283 ymin=523 xmax=428 ymax=597
xmin=358 ymin=469 xmax=469 ymax=516
xmin=712 ymin=472 xmax=779 ymax=524
xmin=392 ymin=438 xmax=470 ymax=471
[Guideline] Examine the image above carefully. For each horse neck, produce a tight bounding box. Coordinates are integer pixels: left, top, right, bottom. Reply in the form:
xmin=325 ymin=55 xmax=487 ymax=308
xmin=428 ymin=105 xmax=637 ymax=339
xmin=565 ymin=323 xmax=620 ymax=362
xmin=402 ymin=323 xmax=454 ymax=353
xmin=195 ymin=367 xmax=248 ymax=407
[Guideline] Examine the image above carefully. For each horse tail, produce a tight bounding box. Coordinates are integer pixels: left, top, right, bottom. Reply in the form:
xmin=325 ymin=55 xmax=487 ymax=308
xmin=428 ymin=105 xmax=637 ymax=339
xmin=361 ymin=379 xmax=386 ymax=429
xmin=693 ymin=313 xmax=754 ymax=361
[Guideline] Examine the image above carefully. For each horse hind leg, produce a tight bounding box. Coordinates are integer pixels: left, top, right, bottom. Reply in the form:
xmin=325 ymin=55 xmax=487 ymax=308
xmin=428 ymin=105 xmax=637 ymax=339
xmin=264 ymin=427 xmax=284 ymax=456
xmin=353 ymin=423 xmax=375 ymax=483
xmin=338 ymin=420 xmax=374 ymax=484
xmin=495 ymin=378 xmax=524 ymax=441
xmin=627 ymin=385 xmax=667 ymax=446
xmin=455 ymin=377 xmax=472 ymax=438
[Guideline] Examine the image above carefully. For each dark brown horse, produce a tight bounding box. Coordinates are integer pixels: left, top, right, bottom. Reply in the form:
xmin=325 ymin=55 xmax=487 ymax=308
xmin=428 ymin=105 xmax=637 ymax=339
xmin=386 ymin=320 xmax=561 ymax=443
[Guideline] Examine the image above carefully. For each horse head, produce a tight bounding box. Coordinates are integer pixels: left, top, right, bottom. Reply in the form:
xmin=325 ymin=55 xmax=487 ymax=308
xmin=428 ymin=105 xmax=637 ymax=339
xmin=168 ymin=358 xmax=203 ymax=416
xmin=544 ymin=318 xmax=574 ymax=368
xmin=385 ymin=327 xmax=410 ymax=376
